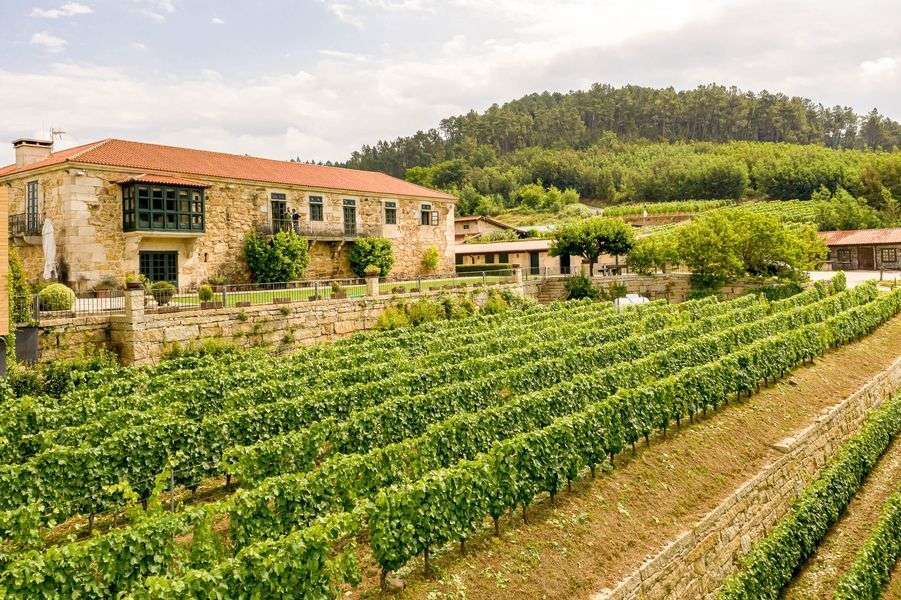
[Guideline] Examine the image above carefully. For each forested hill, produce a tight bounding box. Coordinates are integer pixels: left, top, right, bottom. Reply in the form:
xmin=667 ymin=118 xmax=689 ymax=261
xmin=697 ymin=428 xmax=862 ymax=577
xmin=342 ymin=83 xmax=901 ymax=177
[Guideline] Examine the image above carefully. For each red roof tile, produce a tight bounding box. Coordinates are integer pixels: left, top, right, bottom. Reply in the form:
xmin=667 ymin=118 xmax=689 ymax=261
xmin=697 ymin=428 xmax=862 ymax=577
xmin=116 ymin=173 xmax=211 ymax=188
xmin=0 ymin=138 xmax=455 ymax=200
xmin=818 ymin=228 xmax=901 ymax=246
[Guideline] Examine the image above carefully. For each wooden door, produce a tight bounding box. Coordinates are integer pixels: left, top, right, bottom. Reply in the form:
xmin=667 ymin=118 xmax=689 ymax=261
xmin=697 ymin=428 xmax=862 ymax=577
xmin=858 ymin=246 xmax=875 ymax=269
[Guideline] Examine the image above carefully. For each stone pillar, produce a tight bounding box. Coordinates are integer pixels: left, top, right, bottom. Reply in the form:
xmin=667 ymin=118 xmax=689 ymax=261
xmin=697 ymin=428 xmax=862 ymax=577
xmin=123 ymin=288 xmax=145 ymax=323
xmin=366 ymin=276 xmax=380 ymax=297
xmin=514 ymin=267 xmax=523 ymax=284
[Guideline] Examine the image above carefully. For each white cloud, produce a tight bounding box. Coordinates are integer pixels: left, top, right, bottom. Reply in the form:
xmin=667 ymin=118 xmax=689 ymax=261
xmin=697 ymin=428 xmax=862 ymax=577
xmin=860 ymin=56 xmax=898 ymax=81
xmin=131 ymin=0 xmax=175 ymax=22
xmin=211 ymin=16 xmax=224 ymax=25
xmin=130 ymin=41 xmax=147 ymax=50
xmin=30 ymin=2 xmax=92 ymax=18
xmin=323 ymin=3 xmax=364 ymax=28
xmin=30 ymin=31 xmax=67 ymax=52
xmin=3 ymin=0 xmax=901 ymax=168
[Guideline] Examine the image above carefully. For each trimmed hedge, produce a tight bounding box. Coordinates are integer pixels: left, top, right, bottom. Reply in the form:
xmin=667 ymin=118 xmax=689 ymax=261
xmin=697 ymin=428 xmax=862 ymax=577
xmin=719 ymin=393 xmax=901 ymax=600
xmin=455 ymin=263 xmax=515 ymax=274
xmin=834 ymin=485 xmax=901 ymax=600
xmin=37 ymin=283 xmax=75 ymax=311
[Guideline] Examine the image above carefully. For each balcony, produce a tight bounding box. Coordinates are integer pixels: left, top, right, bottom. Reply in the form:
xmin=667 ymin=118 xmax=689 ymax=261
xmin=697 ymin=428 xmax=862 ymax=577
xmin=9 ymin=213 xmax=43 ymax=241
xmin=258 ymin=219 xmax=383 ymax=241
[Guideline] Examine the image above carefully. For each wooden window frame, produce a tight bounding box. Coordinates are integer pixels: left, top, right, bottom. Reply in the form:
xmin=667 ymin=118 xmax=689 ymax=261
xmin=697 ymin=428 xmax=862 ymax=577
xmin=881 ymin=247 xmax=898 ymax=263
xmin=309 ymin=195 xmax=324 ymax=222
xmin=384 ymin=200 xmax=397 ymax=225
xmin=123 ymin=183 xmax=204 ymax=233
xmin=139 ymin=250 xmax=179 ymax=285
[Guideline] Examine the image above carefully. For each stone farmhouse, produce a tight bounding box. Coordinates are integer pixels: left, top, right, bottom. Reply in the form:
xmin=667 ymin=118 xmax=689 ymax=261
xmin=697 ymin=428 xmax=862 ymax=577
xmin=0 ymin=138 xmax=456 ymax=290
xmin=819 ymin=227 xmax=901 ymax=271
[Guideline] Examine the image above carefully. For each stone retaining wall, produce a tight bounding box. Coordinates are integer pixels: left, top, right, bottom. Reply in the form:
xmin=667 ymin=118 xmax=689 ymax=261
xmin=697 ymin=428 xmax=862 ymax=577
xmin=26 ymin=282 xmax=526 ymax=365
xmin=532 ymin=273 xmax=762 ymax=304
xmin=592 ymin=356 xmax=901 ymax=600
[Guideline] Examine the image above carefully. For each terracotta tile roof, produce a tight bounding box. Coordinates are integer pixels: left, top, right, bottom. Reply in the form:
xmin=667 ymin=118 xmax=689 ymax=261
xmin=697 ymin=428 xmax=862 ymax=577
xmin=455 ymin=238 xmax=552 ymax=254
xmin=0 ymin=138 xmax=455 ymax=200
xmin=116 ymin=173 xmax=211 ymax=188
xmin=454 ymin=215 xmax=522 ymax=230
xmin=818 ymin=228 xmax=901 ymax=246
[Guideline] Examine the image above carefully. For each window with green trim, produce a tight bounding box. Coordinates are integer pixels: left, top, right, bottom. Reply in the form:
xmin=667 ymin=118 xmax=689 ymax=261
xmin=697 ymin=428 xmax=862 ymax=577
xmin=139 ymin=251 xmax=178 ymax=285
xmin=122 ymin=183 xmax=204 ymax=232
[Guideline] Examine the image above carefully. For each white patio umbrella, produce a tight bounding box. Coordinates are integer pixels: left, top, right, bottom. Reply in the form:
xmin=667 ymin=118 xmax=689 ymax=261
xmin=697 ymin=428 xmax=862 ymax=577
xmin=42 ymin=218 xmax=56 ymax=280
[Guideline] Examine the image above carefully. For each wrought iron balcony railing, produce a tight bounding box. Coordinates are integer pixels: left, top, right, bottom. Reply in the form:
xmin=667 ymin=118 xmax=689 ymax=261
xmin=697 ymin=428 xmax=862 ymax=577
xmin=9 ymin=213 xmax=42 ymax=237
xmin=257 ymin=219 xmax=383 ymax=239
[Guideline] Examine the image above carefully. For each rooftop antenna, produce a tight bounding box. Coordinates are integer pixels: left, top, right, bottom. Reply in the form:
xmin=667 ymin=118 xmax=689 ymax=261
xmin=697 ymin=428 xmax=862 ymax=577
xmin=50 ymin=128 xmax=67 ymax=143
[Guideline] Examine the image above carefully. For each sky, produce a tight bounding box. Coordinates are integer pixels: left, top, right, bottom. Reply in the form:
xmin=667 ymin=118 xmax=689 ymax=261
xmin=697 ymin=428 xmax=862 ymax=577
xmin=1 ymin=0 xmax=900 ymax=166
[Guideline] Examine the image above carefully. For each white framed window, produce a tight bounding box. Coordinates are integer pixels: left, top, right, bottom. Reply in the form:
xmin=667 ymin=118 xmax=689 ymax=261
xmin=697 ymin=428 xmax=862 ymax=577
xmin=421 ymin=203 xmax=439 ymax=226
xmin=309 ymin=195 xmax=324 ymax=221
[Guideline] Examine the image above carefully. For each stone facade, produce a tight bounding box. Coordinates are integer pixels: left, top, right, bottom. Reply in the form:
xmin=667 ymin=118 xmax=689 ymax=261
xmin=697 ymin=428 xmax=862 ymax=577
xmin=592 ymin=356 xmax=901 ymax=600
xmin=827 ymin=243 xmax=901 ymax=271
xmin=3 ymin=166 xmax=455 ymax=291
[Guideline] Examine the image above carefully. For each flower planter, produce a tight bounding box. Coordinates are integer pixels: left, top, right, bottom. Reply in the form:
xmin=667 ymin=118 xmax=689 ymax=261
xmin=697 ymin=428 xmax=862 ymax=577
xmin=332 ymin=290 xmax=347 ymax=300
xmin=201 ymin=301 xmax=224 ymax=310
xmin=235 ymin=301 xmax=251 ymax=308
xmin=95 ymin=289 xmax=114 ymax=299
xmin=308 ymin=294 xmax=321 ymax=302
xmin=273 ymin=297 xmax=291 ymax=304
xmin=157 ymin=306 xmax=181 ymax=314
xmin=126 ymin=282 xmax=144 ymax=291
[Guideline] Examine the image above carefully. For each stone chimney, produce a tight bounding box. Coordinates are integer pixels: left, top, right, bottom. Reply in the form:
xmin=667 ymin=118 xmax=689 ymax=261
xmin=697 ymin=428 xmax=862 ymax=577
xmin=13 ymin=138 xmax=53 ymax=168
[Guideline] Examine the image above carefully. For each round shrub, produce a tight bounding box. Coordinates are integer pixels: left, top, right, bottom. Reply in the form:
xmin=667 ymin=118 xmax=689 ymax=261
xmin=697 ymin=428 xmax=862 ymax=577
xmin=421 ymin=246 xmax=440 ymax=273
xmin=38 ymin=283 xmax=76 ymax=311
xmin=481 ymin=290 xmax=508 ymax=315
xmin=564 ymin=274 xmax=599 ymax=300
xmin=150 ymin=281 xmax=177 ymax=306
xmin=244 ymin=231 xmax=310 ymax=283
xmin=198 ymin=285 xmax=214 ymax=302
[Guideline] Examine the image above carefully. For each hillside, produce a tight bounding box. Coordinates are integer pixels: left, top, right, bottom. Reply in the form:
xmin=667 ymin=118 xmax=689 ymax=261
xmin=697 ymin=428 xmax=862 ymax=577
xmin=334 ymin=83 xmax=901 ymax=221
xmin=343 ymin=83 xmax=901 ymax=178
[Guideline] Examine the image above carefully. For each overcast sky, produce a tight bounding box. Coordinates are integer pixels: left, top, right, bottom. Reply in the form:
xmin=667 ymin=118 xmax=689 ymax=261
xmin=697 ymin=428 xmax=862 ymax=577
xmin=1 ymin=0 xmax=899 ymax=166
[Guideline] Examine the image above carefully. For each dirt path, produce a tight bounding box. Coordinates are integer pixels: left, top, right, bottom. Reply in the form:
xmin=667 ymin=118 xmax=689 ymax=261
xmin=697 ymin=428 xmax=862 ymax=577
xmin=887 ymin=562 xmax=901 ymax=599
xmin=783 ymin=438 xmax=901 ymax=599
xmin=353 ymin=315 xmax=901 ymax=600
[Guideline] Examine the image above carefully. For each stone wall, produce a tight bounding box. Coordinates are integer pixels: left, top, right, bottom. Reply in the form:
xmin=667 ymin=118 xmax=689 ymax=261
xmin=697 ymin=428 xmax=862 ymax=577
xmin=29 ymin=281 xmax=525 ymax=365
xmin=592 ymin=356 xmax=901 ymax=600
xmin=531 ymin=273 xmax=763 ymax=303
xmin=28 ymin=315 xmax=115 ymax=363
xmin=3 ymin=166 xmax=455 ymax=290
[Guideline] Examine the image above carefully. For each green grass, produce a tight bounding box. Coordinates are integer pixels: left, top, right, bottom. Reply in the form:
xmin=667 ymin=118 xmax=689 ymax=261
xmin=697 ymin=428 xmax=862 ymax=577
xmin=166 ymin=275 xmax=513 ymax=308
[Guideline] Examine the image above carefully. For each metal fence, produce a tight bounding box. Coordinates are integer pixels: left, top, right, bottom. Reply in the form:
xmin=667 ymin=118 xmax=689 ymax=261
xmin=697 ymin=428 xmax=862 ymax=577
xmin=12 ymin=290 xmax=126 ymax=324
xmin=255 ymin=220 xmax=384 ymax=239
xmin=523 ymin=265 xmax=628 ymax=280
xmin=12 ymin=270 xmax=522 ymax=324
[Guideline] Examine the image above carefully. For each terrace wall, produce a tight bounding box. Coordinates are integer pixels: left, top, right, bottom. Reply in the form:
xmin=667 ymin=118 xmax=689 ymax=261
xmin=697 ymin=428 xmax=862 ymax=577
xmin=592 ymin=356 xmax=901 ymax=600
xmin=530 ymin=273 xmax=762 ymax=303
xmin=21 ymin=281 xmax=528 ymax=365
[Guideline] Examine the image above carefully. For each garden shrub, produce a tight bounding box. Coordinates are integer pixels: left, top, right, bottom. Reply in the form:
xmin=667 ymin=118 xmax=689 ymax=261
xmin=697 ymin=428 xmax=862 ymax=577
xmin=150 ymin=281 xmax=177 ymax=305
xmin=375 ymin=305 xmax=409 ymax=330
xmin=564 ymin=274 xmax=599 ymax=300
xmin=9 ymin=248 xmax=31 ymax=324
xmin=38 ymin=283 xmax=76 ymax=311
xmin=832 ymin=271 xmax=847 ymax=293
xmin=421 ymin=246 xmax=440 ymax=273
xmin=198 ymin=285 xmax=214 ymax=302
xmin=481 ymin=290 xmax=508 ymax=314
xmin=243 ymin=230 xmax=310 ymax=283
xmin=349 ymin=237 xmax=394 ymax=277
xmin=406 ymin=298 xmax=443 ymax=326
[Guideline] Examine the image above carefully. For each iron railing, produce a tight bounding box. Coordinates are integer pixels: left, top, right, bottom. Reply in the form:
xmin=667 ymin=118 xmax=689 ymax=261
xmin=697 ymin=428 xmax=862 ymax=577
xmin=256 ymin=220 xmax=383 ymax=239
xmin=13 ymin=290 xmax=126 ymax=323
xmin=9 ymin=213 xmax=43 ymax=237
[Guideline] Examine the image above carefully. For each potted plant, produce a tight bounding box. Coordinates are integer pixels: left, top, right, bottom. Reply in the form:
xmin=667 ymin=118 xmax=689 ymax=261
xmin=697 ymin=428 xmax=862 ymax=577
xmin=364 ymin=264 xmax=381 ymax=278
xmin=207 ymin=274 xmax=228 ymax=292
xmin=125 ymin=273 xmax=147 ymax=291
xmin=331 ymin=281 xmax=347 ymax=299
xmin=150 ymin=281 xmax=177 ymax=306
xmin=198 ymin=284 xmax=223 ymax=309
xmin=93 ymin=276 xmax=121 ymax=298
